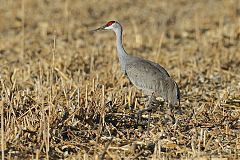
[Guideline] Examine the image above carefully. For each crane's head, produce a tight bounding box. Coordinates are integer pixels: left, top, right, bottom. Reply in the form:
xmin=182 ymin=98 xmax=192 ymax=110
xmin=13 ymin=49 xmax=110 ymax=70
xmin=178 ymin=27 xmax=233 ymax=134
xmin=93 ymin=21 xmax=122 ymax=32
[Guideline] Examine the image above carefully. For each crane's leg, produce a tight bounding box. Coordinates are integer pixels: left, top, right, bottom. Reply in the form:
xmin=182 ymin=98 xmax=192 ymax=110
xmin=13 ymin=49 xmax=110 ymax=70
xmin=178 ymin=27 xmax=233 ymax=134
xmin=137 ymin=95 xmax=156 ymax=132
xmin=147 ymin=111 xmax=151 ymax=133
xmin=167 ymin=103 xmax=176 ymax=125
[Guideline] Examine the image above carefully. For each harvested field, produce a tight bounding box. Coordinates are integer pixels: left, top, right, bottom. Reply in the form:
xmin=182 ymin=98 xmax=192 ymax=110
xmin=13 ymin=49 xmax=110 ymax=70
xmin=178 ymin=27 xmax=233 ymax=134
xmin=0 ymin=0 xmax=240 ymax=159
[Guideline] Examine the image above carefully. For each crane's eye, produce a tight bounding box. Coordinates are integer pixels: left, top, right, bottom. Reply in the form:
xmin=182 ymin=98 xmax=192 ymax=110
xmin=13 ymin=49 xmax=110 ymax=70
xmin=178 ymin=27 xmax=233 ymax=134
xmin=106 ymin=21 xmax=115 ymax=26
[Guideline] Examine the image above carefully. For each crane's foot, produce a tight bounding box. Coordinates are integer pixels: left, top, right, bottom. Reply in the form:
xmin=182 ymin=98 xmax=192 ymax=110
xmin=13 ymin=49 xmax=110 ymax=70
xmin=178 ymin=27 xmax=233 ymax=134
xmin=136 ymin=95 xmax=158 ymax=133
xmin=136 ymin=105 xmax=156 ymax=127
xmin=136 ymin=109 xmax=152 ymax=135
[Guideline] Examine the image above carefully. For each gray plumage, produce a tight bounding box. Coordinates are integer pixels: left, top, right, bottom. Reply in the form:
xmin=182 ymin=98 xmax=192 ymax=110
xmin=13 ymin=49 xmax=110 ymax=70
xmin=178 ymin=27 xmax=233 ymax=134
xmin=126 ymin=57 xmax=179 ymax=106
xmin=93 ymin=21 xmax=180 ymax=108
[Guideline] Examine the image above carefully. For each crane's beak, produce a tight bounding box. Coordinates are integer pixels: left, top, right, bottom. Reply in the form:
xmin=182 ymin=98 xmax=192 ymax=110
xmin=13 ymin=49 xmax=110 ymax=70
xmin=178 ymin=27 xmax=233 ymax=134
xmin=91 ymin=25 xmax=107 ymax=32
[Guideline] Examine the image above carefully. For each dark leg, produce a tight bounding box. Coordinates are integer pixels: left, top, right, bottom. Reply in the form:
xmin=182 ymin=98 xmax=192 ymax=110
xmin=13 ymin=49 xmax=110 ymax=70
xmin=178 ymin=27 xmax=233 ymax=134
xmin=167 ymin=103 xmax=176 ymax=124
xmin=137 ymin=95 xmax=156 ymax=129
xmin=147 ymin=111 xmax=151 ymax=133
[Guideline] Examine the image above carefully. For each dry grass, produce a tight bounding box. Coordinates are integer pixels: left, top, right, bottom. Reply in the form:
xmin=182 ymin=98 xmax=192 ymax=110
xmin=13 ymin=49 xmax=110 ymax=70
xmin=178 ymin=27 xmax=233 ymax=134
xmin=0 ymin=0 xmax=240 ymax=159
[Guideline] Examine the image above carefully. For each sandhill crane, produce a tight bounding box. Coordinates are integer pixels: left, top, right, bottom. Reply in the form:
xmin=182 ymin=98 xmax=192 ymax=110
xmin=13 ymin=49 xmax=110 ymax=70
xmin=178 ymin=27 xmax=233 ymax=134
xmin=93 ymin=21 xmax=180 ymax=130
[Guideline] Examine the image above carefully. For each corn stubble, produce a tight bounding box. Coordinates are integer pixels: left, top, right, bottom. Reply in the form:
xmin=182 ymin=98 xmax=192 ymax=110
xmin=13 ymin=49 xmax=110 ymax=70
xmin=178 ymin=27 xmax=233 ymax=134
xmin=0 ymin=0 xmax=240 ymax=159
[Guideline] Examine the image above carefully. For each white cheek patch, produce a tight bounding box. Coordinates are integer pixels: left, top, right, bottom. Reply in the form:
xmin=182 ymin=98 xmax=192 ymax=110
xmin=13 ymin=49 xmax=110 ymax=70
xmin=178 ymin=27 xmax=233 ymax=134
xmin=105 ymin=26 xmax=113 ymax=30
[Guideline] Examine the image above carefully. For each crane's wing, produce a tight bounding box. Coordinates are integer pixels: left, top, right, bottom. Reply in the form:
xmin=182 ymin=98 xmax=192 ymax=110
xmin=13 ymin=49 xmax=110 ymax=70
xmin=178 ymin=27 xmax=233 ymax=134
xmin=145 ymin=60 xmax=170 ymax=77
xmin=125 ymin=58 xmax=168 ymax=95
xmin=125 ymin=58 xmax=180 ymax=106
xmin=127 ymin=56 xmax=170 ymax=77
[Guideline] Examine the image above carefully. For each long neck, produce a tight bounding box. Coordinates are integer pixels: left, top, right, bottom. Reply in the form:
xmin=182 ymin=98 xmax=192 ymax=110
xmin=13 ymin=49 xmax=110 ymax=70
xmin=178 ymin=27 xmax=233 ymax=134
xmin=114 ymin=28 xmax=127 ymax=73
